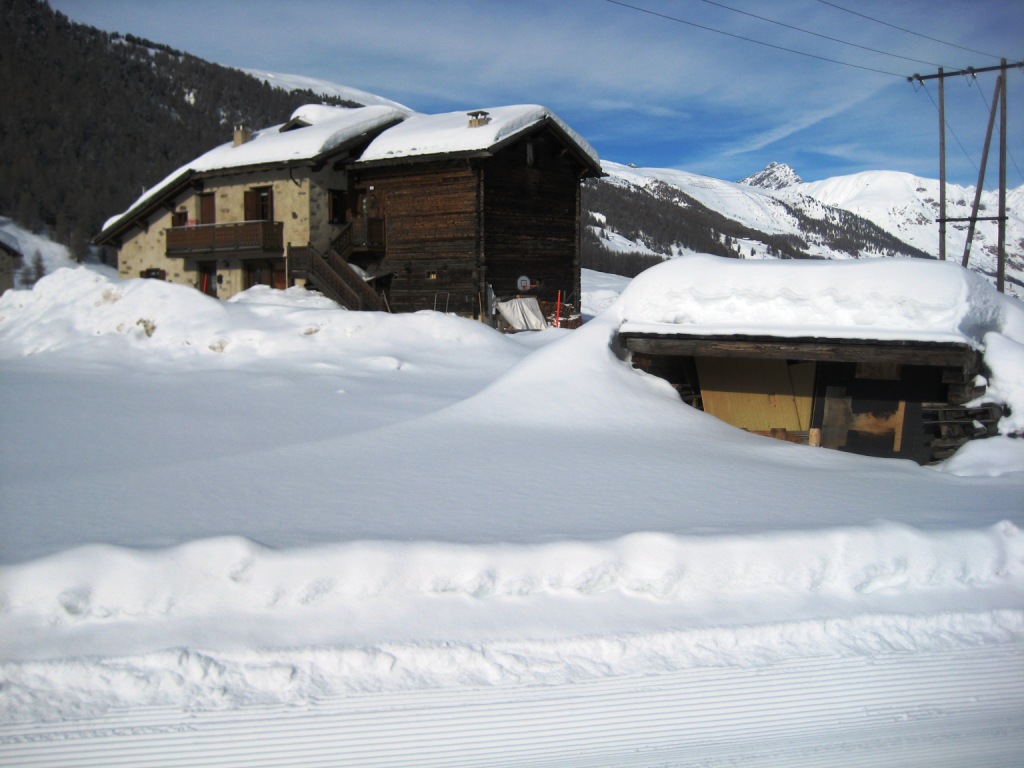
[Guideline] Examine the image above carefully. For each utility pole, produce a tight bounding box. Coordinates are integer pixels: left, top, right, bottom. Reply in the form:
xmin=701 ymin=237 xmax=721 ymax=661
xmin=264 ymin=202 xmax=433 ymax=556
xmin=998 ymin=60 xmax=1007 ymax=293
xmin=961 ymin=73 xmax=1000 ymax=271
xmin=910 ymin=60 xmax=1023 ymax=292
xmin=938 ymin=68 xmax=945 ymax=261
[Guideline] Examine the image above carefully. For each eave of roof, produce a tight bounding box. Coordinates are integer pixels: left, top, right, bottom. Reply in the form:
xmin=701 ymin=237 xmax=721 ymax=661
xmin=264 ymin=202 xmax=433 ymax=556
xmin=618 ymin=330 xmax=981 ymax=371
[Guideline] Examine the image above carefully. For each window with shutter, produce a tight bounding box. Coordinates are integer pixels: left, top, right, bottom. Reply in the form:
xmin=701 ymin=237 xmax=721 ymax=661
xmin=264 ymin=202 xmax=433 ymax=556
xmin=245 ymin=187 xmax=274 ymax=221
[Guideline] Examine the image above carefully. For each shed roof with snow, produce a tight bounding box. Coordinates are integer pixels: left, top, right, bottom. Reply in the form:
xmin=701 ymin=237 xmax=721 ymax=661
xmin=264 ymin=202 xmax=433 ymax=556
xmin=616 ymin=257 xmax=1015 ymax=463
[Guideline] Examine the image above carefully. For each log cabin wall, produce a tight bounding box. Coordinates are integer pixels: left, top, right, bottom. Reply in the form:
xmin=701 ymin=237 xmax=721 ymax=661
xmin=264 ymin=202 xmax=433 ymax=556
xmin=354 ymin=162 xmax=482 ymax=314
xmin=482 ymin=132 xmax=581 ymax=308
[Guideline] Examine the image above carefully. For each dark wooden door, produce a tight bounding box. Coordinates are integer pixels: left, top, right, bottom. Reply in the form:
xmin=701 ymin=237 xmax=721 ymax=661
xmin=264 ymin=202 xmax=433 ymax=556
xmin=199 ymin=193 xmax=216 ymax=225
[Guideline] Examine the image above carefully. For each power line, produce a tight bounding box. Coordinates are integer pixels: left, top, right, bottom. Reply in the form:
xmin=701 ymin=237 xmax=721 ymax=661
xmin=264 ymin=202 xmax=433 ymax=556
xmin=605 ymin=0 xmax=906 ymax=77
xmin=693 ymin=0 xmax=951 ymax=69
xmin=966 ymin=70 xmax=1024 ymax=184
xmin=814 ymin=0 xmax=1004 ymax=60
xmin=915 ymin=80 xmax=978 ymax=175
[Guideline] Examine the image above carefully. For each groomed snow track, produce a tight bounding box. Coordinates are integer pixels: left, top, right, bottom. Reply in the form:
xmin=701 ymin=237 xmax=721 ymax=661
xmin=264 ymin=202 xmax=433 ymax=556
xmin=3 ymin=644 xmax=1022 ymax=767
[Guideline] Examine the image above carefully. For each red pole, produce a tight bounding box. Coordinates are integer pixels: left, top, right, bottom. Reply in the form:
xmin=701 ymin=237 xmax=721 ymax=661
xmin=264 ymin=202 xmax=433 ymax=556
xmin=555 ymin=290 xmax=562 ymax=328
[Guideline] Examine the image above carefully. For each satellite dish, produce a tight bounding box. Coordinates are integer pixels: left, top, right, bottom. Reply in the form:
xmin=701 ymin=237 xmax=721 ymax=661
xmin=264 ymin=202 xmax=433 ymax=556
xmin=516 ymin=275 xmax=533 ymax=291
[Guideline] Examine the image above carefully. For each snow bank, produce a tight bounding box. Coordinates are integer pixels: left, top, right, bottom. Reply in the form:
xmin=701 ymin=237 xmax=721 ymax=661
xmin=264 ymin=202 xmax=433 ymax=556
xmin=2 ymin=523 xmax=1022 ymax=720
xmin=0 ymin=266 xmax=520 ymax=368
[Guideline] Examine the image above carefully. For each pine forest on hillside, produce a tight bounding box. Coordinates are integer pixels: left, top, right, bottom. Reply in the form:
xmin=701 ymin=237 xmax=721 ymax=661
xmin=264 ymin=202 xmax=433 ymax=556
xmin=0 ymin=0 xmax=357 ymax=259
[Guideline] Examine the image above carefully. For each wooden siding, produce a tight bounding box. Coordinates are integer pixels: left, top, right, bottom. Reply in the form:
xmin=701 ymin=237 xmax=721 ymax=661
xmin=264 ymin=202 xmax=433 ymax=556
xmin=355 ymin=163 xmax=481 ymax=314
xmin=483 ymin=133 xmax=580 ymax=306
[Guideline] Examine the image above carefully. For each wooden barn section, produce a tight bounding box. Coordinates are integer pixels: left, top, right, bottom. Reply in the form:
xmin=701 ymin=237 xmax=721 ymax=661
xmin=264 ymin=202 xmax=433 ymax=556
xmin=350 ymin=106 xmax=602 ymax=318
xmin=620 ymin=331 xmax=1002 ymax=464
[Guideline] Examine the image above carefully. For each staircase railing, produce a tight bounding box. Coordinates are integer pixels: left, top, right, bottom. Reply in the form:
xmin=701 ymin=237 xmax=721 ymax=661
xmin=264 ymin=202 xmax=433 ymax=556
xmin=288 ymin=232 xmax=383 ymax=311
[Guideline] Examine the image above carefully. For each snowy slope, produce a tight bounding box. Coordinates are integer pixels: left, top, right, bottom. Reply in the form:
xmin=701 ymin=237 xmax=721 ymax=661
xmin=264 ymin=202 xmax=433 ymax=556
xmin=0 ymin=264 xmax=1022 ymax=768
xmin=604 ymin=161 xmax=806 ymax=238
xmin=238 ymin=68 xmax=414 ymax=113
xmin=788 ymin=170 xmax=1024 ymax=290
xmin=0 ymin=217 xmax=78 ymax=287
xmin=592 ymin=162 xmax=1024 ymax=297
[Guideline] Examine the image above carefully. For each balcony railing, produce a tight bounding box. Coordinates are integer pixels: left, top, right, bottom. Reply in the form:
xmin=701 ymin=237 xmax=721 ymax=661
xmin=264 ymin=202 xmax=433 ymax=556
xmin=165 ymin=221 xmax=283 ymax=255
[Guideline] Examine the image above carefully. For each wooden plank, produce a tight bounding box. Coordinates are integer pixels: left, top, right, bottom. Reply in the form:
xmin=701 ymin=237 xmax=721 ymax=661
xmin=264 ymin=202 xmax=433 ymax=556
xmin=621 ymin=333 xmax=978 ymax=371
xmin=788 ymin=361 xmax=815 ymax=431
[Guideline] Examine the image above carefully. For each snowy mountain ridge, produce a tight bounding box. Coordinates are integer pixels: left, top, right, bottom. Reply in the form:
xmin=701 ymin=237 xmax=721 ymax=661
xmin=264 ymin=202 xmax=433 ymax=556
xmin=588 ymin=161 xmax=1024 ymax=297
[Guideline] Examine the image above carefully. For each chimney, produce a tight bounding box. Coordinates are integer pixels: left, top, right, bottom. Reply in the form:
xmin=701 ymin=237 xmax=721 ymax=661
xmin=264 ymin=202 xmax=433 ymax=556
xmin=233 ymin=124 xmax=252 ymax=146
xmin=467 ymin=110 xmax=491 ymax=128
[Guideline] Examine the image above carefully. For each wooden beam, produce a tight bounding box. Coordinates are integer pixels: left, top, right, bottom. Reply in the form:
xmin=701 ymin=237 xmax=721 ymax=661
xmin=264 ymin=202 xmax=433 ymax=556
xmin=619 ymin=332 xmax=979 ymax=371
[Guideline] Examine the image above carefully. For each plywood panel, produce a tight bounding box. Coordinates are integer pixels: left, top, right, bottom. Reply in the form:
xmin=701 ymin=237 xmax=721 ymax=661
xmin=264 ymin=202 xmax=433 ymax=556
xmin=696 ymin=358 xmax=811 ymax=433
xmin=787 ymin=361 xmax=815 ymax=431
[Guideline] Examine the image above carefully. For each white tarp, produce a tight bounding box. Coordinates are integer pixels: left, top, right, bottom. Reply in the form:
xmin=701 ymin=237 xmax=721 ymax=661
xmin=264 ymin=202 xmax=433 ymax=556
xmin=497 ymin=296 xmax=547 ymax=330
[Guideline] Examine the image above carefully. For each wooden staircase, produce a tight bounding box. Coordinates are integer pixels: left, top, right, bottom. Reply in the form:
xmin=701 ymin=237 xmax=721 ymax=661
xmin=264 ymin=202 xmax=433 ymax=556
xmin=288 ymin=225 xmax=384 ymax=311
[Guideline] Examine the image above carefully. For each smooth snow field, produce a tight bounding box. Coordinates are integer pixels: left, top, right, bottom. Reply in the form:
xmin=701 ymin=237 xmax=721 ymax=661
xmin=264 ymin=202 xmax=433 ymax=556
xmin=1 ymin=262 xmax=1023 ymax=767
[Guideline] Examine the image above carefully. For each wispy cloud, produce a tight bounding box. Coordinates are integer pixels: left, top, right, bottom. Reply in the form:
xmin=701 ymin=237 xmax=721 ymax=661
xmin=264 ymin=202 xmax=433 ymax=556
xmin=49 ymin=0 xmax=1024 ymax=187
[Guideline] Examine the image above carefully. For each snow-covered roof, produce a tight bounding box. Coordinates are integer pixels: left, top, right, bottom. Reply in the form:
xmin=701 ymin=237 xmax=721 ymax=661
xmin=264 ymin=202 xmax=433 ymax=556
xmin=357 ymin=104 xmax=600 ymax=167
xmin=99 ymin=105 xmax=407 ymax=236
xmin=98 ymin=103 xmax=600 ymax=241
xmin=617 ymin=256 xmax=1011 ymax=347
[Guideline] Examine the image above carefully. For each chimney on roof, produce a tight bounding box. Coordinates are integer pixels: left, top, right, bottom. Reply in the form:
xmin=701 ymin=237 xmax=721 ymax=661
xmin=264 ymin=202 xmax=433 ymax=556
xmin=467 ymin=110 xmax=491 ymax=128
xmin=233 ymin=124 xmax=252 ymax=146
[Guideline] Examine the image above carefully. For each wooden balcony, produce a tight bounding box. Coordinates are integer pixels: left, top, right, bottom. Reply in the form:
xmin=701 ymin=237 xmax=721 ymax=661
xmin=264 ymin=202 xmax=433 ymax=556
xmin=165 ymin=221 xmax=283 ymax=256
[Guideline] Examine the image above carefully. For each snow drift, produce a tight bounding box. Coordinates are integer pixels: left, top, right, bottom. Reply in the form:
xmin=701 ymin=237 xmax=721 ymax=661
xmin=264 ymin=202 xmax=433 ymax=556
xmin=1 ymin=262 xmax=1022 ymax=731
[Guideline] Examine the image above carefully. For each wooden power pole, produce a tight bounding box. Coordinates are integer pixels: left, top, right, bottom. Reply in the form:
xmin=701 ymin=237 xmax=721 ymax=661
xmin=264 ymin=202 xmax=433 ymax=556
xmin=911 ymin=59 xmax=1022 ymax=292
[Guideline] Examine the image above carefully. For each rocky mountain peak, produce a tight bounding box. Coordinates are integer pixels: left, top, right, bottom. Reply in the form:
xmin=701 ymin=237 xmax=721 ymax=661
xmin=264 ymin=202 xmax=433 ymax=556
xmin=738 ymin=162 xmax=803 ymax=190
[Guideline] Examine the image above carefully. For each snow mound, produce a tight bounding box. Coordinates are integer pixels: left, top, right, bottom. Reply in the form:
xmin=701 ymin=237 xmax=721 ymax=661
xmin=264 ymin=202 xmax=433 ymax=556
xmin=0 ymin=267 xmax=519 ymax=367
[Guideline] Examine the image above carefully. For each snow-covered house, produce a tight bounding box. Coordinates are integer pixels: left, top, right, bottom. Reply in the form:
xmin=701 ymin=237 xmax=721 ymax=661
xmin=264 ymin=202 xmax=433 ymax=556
xmin=94 ymin=105 xmax=407 ymax=307
xmin=616 ymin=257 xmax=1011 ymax=464
xmin=95 ymin=104 xmax=601 ymax=319
xmin=345 ymin=106 xmax=602 ymax=316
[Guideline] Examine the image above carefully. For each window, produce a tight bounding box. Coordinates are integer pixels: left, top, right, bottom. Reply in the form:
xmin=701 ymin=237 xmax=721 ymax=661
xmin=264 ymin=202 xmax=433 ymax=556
xmin=171 ymin=210 xmax=187 ymax=228
xmin=329 ymin=189 xmax=347 ymax=224
xmin=244 ymin=187 xmax=274 ymax=221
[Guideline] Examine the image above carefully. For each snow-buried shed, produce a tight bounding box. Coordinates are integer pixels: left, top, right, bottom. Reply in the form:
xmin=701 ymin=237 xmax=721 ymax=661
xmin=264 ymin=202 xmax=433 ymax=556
xmin=617 ymin=256 xmax=1015 ymax=464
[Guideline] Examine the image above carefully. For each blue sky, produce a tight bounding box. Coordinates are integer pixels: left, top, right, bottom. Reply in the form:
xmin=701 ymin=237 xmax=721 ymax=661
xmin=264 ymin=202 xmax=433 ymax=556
xmin=51 ymin=0 xmax=1023 ymax=188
